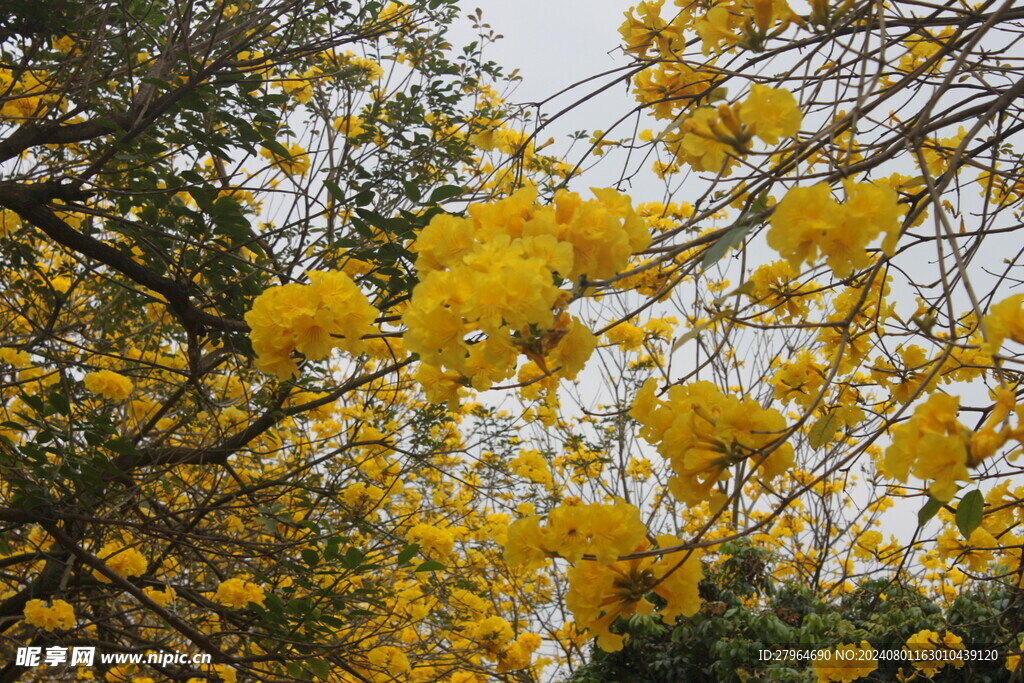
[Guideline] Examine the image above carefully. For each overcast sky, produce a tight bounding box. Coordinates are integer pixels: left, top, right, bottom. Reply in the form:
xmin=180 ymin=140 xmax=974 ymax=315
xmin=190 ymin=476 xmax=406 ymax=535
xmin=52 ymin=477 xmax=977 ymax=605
xmin=448 ymin=1 xmax=651 ymax=192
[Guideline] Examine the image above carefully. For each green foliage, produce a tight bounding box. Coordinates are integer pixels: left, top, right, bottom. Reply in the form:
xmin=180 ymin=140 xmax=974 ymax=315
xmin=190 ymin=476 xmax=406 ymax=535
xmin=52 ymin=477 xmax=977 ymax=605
xmin=570 ymin=543 xmax=1023 ymax=682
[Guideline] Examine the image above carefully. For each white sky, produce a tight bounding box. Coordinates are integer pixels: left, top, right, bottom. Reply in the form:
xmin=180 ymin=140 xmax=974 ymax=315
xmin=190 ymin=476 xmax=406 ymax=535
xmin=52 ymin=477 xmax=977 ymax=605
xmin=450 ymin=2 xmax=624 ymax=102
xmin=448 ymin=1 xmax=652 ymax=192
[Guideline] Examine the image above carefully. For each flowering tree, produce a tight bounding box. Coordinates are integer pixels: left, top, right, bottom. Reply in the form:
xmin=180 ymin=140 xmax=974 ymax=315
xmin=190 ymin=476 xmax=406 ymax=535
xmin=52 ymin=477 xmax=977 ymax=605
xmin=3 ymin=0 xmax=1024 ymax=681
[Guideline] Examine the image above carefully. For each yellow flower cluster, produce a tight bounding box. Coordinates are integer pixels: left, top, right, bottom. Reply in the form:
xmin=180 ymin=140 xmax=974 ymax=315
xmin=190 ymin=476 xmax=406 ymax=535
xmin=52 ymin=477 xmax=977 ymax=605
xmin=0 ymin=208 xmax=22 ymax=238
xmin=503 ymin=501 xmax=648 ymax=565
xmin=812 ymin=642 xmax=878 ymax=682
xmin=620 ymin=0 xmax=801 ymax=59
xmin=368 ymin=645 xmax=410 ymax=678
xmin=496 ymin=632 xmax=543 ymax=672
xmin=93 ymin=543 xmax=148 ymax=583
xmin=215 ymin=578 xmax=266 ymax=608
xmin=142 ymin=585 xmax=176 ymax=607
xmin=405 ymin=523 xmax=456 ymax=560
xmin=739 ymin=84 xmax=804 ymax=145
xmin=662 ymin=86 xmax=802 ymax=176
xmin=246 ymin=270 xmax=379 ymax=379
xmin=0 ymin=68 xmax=61 ymax=120
xmin=333 ymin=114 xmax=367 ymax=142
xmin=259 ymin=142 xmax=310 ymax=177
xmin=509 ymin=449 xmax=554 ymax=487
xmin=937 ymin=525 xmax=997 ymax=572
xmin=465 ymin=615 xmax=514 ymax=655
xmin=277 ymin=66 xmax=327 ymax=104
xmin=769 ymin=349 xmax=826 ymax=408
xmin=403 ymin=187 xmax=649 ymax=402
xmin=23 ymin=599 xmax=76 ymax=631
xmin=630 ymin=378 xmax=794 ymax=507
xmin=747 ymin=260 xmax=820 ymax=322
xmin=883 ymin=393 xmax=968 ymax=501
xmin=1007 ymin=635 xmax=1024 ymax=673
xmin=904 ymin=629 xmax=965 ymax=677
xmin=504 ymin=501 xmax=702 ymax=653
xmin=336 ymin=50 xmax=385 ymax=82
xmin=565 ymin=536 xmax=702 ymax=652
xmin=884 ymin=388 xmax=1016 ymax=501
xmin=899 ymin=27 xmax=955 ymax=74
xmin=84 ymin=369 xmax=134 ymax=401
xmin=984 ymin=294 xmax=1024 ymax=354
xmin=767 ymin=180 xmax=904 ymax=278
xmin=619 ymin=1 xmax=685 ymax=58
xmin=604 ymin=322 xmax=646 ymax=351
xmin=631 ymin=61 xmax=717 ymax=121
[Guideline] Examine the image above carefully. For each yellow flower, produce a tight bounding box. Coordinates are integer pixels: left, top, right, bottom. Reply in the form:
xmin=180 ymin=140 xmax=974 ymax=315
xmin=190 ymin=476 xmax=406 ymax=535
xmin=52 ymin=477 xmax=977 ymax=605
xmin=631 ymin=379 xmax=793 ymax=506
xmin=403 ymin=187 xmax=648 ymax=402
xmin=467 ymin=615 xmax=515 ymax=655
xmin=142 ymin=585 xmax=176 ymax=607
xmin=83 ymin=369 xmax=134 ymax=401
xmin=546 ymin=315 xmax=597 ymax=380
xmin=509 ymin=449 xmax=553 ymax=487
xmin=505 ymin=501 xmax=648 ymax=566
xmin=694 ymin=4 xmax=740 ymax=54
xmin=650 ymin=535 xmax=703 ymax=625
xmin=882 ymin=393 xmax=970 ymax=502
xmin=565 ymin=536 xmax=702 ymax=652
xmin=497 ymin=632 xmax=542 ymax=672
xmin=0 ymin=208 xmax=22 ymax=237
xmin=905 ymin=629 xmax=965 ymax=676
xmin=983 ymin=294 xmax=1024 ymax=353
xmin=93 ymin=543 xmax=148 ymax=583
xmin=215 ymin=578 xmax=266 ymax=608
xmin=671 ymin=107 xmax=737 ymax=174
xmin=619 ymin=1 xmax=683 ymax=58
xmin=605 ymin=322 xmax=646 ymax=351
xmin=738 ymin=85 xmax=802 ymax=146
xmin=368 ymin=645 xmax=411 ymax=676
xmin=0 ymin=346 xmax=31 ymax=368
xmin=813 ymin=641 xmax=878 ymax=682
xmin=332 ymin=114 xmax=366 ymax=140
xmin=23 ymin=599 xmax=76 ymax=631
xmin=259 ymin=142 xmax=310 ymax=177
xmin=246 ymin=270 xmax=379 ymax=379
xmin=1006 ymin=635 xmax=1024 ymax=674
xmin=767 ymin=183 xmax=838 ymax=272
xmin=503 ymin=516 xmax=550 ymax=569
xmin=542 ymin=503 xmax=596 ymax=564
xmin=406 ymin=523 xmax=455 ymax=560
xmin=767 ymin=181 xmax=903 ymax=277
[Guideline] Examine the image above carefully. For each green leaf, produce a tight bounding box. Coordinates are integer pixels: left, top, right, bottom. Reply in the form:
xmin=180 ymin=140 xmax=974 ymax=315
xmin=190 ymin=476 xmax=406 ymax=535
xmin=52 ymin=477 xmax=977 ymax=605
xmin=700 ymin=223 xmax=751 ymax=271
xmin=104 ymin=437 xmax=139 ymax=457
xmin=917 ymin=496 xmax=943 ymax=526
xmin=301 ymin=548 xmax=319 ymax=567
xmin=701 ymin=190 xmax=769 ymax=271
xmin=955 ymin=490 xmax=984 ymax=539
xmin=342 ymin=546 xmax=364 ymax=569
xmin=428 ymin=184 xmax=462 ymax=204
xmin=807 ymin=412 xmax=840 ymax=450
xmin=670 ymin=320 xmax=712 ymax=352
xmin=397 ymin=543 xmax=420 ymax=566
xmin=261 ymin=139 xmax=292 ymax=160
xmin=415 ymin=560 xmax=445 ymax=572
xmin=403 ymin=181 xmax=422 ymax=202
xmin=324 ymin=179 xmax=346 ymax=203
xmin=323 ymin=536 xmax=342 ymax=561
xmin=307 ymin=659 xmax=330 ymax=679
